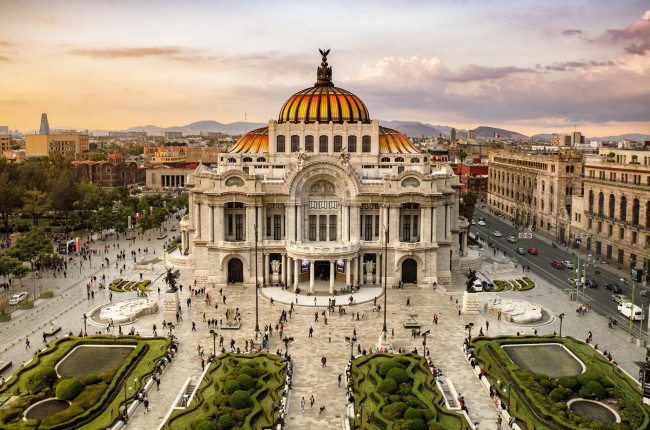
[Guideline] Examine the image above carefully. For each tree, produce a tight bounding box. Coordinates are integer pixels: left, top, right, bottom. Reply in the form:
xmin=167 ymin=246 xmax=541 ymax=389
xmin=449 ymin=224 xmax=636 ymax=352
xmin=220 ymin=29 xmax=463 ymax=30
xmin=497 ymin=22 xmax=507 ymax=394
xmin=90 ymin=153 xmax=106 ymax=161
xmin=457 ymin=149 xmax=468 ymax=193
xmin=22 ymin=189 xmax=49 ymax=226
xmin=460 ymin=191 xmax=479 ymax=221
xmin=0 ymin=160 xmax=23 ymax=239
xmin=6 ymin=226 xmax=55 ymax=266
xmin=0 ymin=256 xmax=29 ymax=286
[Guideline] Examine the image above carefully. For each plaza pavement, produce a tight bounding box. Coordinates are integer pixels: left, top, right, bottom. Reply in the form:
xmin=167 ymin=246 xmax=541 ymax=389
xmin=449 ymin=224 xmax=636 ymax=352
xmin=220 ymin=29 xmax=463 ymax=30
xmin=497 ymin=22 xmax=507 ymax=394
xmin=1 ymin=221 xmax=647 ymax=430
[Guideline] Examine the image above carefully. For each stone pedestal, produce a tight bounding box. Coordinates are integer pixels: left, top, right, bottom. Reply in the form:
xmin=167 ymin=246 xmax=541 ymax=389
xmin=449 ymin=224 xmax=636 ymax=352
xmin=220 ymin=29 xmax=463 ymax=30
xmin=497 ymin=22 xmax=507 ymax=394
xmin=271 ymin=273 xmax=280 ymax=284
xmin=462 ymin=291 xmax=479 ymax=315
xmin=163 ymin=291 xmax=179 ymax=319
xmin=365 ymin=274 xmax=375 ymax=285
xmin=376 ymin=331 xmax=392 ymax=351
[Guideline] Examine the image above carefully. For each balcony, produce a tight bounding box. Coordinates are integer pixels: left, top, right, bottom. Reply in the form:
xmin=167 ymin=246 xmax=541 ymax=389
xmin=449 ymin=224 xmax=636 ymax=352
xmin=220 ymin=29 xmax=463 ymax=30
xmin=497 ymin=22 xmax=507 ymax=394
xmin=286 ymin=241 xmax=361 ymax=259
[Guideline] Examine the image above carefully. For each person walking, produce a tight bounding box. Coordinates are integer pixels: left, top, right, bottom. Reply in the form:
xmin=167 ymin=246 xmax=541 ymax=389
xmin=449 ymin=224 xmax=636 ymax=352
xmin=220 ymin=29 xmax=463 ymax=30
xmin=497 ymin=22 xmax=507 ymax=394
xmin=485 ymin=320 xmax=489 ymax=332
xmin=338 ymin=374 xmax=342 ymax=387
xmin=458 ymin=305 xmax=461 ymax=315
xmin=143 ymin=397 xmax=149 ymax=414
xmin=406 ymin=297 xmax=410 ymax=306
xmin=25 ymin=338 xmax=30 ymax=349
xmin=301 ymin=397 xmax=305 ymax=412
xmin=310 ymin=395 xmax=315 ymax=409
xmin=309 ymin=326 xmax=313 ymax=337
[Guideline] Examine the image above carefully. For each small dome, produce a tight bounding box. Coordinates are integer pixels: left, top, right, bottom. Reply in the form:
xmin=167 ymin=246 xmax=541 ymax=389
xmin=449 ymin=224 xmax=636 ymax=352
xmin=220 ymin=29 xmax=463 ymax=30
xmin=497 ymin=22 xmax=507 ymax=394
xmin=227 ymin=127 xmax=268 ymax=153
xmin=379 ymin=127 xmax=420 ymax=154
xmin=278 ymin=49 xmax=370 ymax=124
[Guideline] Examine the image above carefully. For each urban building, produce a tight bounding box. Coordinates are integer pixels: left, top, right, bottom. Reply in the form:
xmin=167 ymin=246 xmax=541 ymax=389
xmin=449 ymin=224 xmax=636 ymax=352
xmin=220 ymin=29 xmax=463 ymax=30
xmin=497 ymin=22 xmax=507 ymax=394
xmin=571 ymin=149 xmax=650 ymax=269
xmin=164 ymin=131 xmax=183 ymax=140
xmin=172 ymin=52 xmax=467 ymax=289
xmin=143 ymin=146 xmax=187 ymax=164
xmin=450 ymin=128 xmax=456 ymax=142
xmin=73 ymin=160 xmax=146 ymax=188
xmin=25 ymin=130 xmax=89 ymax=158
xmin=39 ymin=113 xmax=50 ymax=135
xmin=487 ymin=149 xmax=583 ymax=241
xmin=467 ymin=129 xmax=476 ymax=140
xmin=146 ymin=164 xmax=197 ymax=189
xmin=185 ymin=146 xmax=222 ymax=164
xmin=0 ymin=135 xmax=10 ymax=152
xmin=0 ymin=126 xmax=8 ymax=134
xmin=452 ymin=160 xmax=488 ymax=195
xmin=549 ymin=131 xmax=583 ymax=147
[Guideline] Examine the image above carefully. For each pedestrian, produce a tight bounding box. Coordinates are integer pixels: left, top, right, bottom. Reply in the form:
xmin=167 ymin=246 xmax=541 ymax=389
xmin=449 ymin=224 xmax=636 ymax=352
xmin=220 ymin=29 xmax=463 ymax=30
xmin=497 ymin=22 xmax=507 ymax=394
xmin=143 ymin=398 xmax=149 ymax=413
xmin=309 ymin=326 xmax=313 ymax=337
xmin=485 ymin=320 xmax=489 ymax=332
xmin=301 ymin=397 xmax=305 ymax=412
xmin=328 ymin=332 xmax=331 ymax=342
xmin=310 ymin=395 xmax=315 ymax=408
xmin=458 ymin=305 xmax=461 ymax=315
xmin=155 ymin=375 xmax=160 ymax=391
xmin=192 ymin=322 xmax=196 ymax=331
xmin=433 ymin=314 xmax=438 ymax=324
xmin=338 ymin=374 xmax=342 ymax=387
xmin=406 ymin=297 xmax=410 ymax=306
xmin=25 ymin=338 xmax=30 ymax=349
xmin=201 ymin=358 xmax=205 ymax=371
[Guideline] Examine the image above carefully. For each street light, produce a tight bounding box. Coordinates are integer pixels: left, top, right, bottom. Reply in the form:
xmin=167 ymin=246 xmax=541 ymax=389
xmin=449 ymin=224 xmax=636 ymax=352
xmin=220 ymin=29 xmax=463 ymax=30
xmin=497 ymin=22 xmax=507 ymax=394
xmin=382 ymin=226 xmax=388 ymax=337
xmin=254 ymin=223 xmax=261 ymax=341
xmin=422 ymin=330 xmax=431 ymax=357
xmin=123 ymin=377 xmax=138 ymax=421
xmin=168 ymin=323 xmax=175 ymax=338
xmin=345 ymin=336 xmax=357 ymax=361
xmin=209 ymin=329 xmax=217 ymax=357
xmin=465 ymin=323 xmax=474 ymax=339
xmin=83 ymin=314 xmax=87 ymax=337
xmin=558 ymin=313 xmax=565 ymax=338
xmin=503 ymin=381 xmax=512 ymax=412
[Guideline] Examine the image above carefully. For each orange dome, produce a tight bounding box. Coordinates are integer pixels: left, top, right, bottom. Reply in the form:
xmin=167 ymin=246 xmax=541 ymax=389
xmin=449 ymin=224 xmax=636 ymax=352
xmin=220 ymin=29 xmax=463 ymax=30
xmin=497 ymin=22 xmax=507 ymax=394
xmin=227 ymin=127 xmax=268 ymax=153
xmin=379 ymin=127 xmax=420 ymax=154
xmin=278 ymin=86 xmax=370 ymax=124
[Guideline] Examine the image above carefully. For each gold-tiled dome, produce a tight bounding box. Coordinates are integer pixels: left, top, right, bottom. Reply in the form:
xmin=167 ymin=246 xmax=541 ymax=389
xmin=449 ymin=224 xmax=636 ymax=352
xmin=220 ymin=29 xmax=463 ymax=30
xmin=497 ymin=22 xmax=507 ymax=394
xmin=379 ymin=127 xmax=420 ymax=154
xmin=227 ymin=127 xmax=268 ymax=153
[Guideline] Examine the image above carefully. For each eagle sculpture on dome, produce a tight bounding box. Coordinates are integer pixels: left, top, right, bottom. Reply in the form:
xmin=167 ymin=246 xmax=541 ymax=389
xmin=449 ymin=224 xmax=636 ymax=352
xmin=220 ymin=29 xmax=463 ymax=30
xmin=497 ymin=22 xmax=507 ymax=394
xmin=319 ymin=48 xmax=330 ymax=61
xmin=316 ymin=49 xmax=333 ymax=87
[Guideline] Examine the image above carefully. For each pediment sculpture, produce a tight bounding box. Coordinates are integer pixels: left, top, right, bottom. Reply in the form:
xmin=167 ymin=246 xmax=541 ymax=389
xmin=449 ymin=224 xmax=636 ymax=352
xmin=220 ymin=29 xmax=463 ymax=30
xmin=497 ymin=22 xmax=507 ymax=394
xmin=309 ymin=180 xmax=336 ymax=196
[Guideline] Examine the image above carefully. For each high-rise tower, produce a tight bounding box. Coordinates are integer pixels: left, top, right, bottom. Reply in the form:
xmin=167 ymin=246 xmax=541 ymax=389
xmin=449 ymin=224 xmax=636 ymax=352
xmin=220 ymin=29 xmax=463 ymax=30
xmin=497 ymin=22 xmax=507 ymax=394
xmin=39 ymin=113 xmax=50 ymax=135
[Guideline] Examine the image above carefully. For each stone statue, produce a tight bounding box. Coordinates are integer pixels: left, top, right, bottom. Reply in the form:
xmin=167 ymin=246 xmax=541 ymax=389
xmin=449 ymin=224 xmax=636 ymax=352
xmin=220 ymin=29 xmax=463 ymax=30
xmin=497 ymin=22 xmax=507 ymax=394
xmin=271 ymin=260 xmax=280 ymax=275
xmin=364 ymin=260 xmax=375 ymax=275
xmin=339 ymin=151 xmax=350 ymax=165
xmin=165 ymin=267 xmax=177 ymax=293
xmin=297 ymin=151 xmax=309 ymax=167
xmin=309 ymin=180 xmax=336 ymax=196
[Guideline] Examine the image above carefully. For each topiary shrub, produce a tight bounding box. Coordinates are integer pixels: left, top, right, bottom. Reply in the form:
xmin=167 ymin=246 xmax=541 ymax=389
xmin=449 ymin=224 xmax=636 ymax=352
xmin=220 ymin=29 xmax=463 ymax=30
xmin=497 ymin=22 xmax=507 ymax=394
xmin=55 ymin=378 xmax=83 ymax=400
xmin=81 ymin=374 xmax=102 ymax=385
xmin=228 ymin=390 xmax=252 ymax=410
xmin=224 ymin=380 xmax=241 ymax=395
xmin=549 ymin=387 xmax=571 ymax=402
xmin=577 ymin=371 xmax=603 ymax=387
xmin=386 ymin=367 xmax=409 ymax=385
xmin=218 ymin=414 xmax=235 ymax=430
xmin=378 ymin=378 xmax=398 ymax=395
xmin=195 ymin=421 xmax=217 ymax=430
xmin=404 ymin=408 xmax=422 ymax=420
xmin=231 ymin=407 xmax=251 ymax=422
xmin=235 ymin=374 xmax=254 ymax=390
xmin=214 ymin=394 xmax=230 ymax=407
xmin=557 ymin=376 xmax=578 ymax=390
xmin=26 ymin=367 xmax=58 ymax=394
xmin=378 ymin=360 xmax=403 ymax=377
xmin=388 ymin=394 xmax=401 ymax=403
xmin=381 ymin=401 xmax=407 ymax=420
xmin=404 ymin=418 xmax=427 ymax=430
xmin=580 ymin=381 xmax=606 ymax=399
xmin=239 ymin=365 xmax=256 ymax=378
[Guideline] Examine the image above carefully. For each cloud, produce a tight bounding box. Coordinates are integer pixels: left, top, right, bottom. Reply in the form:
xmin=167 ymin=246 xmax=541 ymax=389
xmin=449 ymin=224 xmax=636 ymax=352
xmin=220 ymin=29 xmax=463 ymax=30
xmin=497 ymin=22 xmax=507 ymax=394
xmin=0 ymin=56 xmax=9 ymax=61
xmin=0 ymin=41 xmax=9 ymax=47
xmin=448 ymin=65 xmax=536 ymax=82
xmin=603 ymin=10 xmax=650 ymax=54
xmin=537 ymin=60 xmax=615 ymax=71
xmin=69 ymin=46 xmax=185 ymax=58
xmin=561 ymin=29 xmax=583 ymax=36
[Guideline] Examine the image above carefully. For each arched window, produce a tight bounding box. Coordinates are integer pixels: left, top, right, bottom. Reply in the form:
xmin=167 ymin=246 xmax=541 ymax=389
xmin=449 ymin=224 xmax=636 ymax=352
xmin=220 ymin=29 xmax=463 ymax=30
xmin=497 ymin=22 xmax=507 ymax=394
xmin=588 ymin=190 xmax=594 ymax=212
xmin=381 ymin=157 xmax=390 ymax=162
xmin=333 ymin=135 xmax=342 ymax=152
xmin=319 ymin=135 xmax=328 ymax=153
xmin=411 ymin=158 xmax=419 ymax=163
xmin=598 ymin=192 xmax=604 ymax=216
xmin=305 ymin=135 xmax=314 ymax=152
xmin=348 ymin=135 xmax=357 ymax=152
xmin=243 ymin=157 xmax=252 ymax=162
xmin=633 ymin=198 xmax=640 ymax=225
xmin=256 ymin=157 xmax=266 ymax=162
xmin=276 ymin=135 xmax=285 ymax=152
xmin=290 ymin=135 xmax=299 ymax=152
xmin=542 ymin=181 xmax=545 ymax=192
xmin=362 ymin=135 xmax=371 ymax=152
xmin=620 ymin=196 xmax=627 ymax=221
xmin=395 ymin=157 xmax=404 ymax=162
xmin=609 ymin=194 xmax=615 ymax=218
xmin=228 ymin=158 xmax=236 ymax=163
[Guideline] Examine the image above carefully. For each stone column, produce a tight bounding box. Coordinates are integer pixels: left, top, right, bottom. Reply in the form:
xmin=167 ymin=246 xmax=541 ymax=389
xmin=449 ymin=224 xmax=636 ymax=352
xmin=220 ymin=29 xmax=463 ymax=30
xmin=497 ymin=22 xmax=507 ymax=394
xmin=181 ymin=230 xmax=186 ymax=251
xmin=287 ymin=205 xmax=295 ymax=243
xmin=420 ymin=206 xmax=425 ymax=242
xmin=258 ymin=205 xmax=264 ymax=239
xmin=245 ymin=206 xmax=253 ymax=242
xmin=215 ymin=205 xmax=224 ymax=242
xmin=352 ymin=257 xmax=358 ymax=284
xmin=342 ymin=205 xmax=349 ymax=242
xmin=345 ymin=258 xmax=351 ymax=285
xmin=282 ymin=254 xmax=287 ymax=285
xmin=337 ymin=205 xmax=343 ymax=242
xmin=389 ymin=206 xmax=399 ymax=243
xmin=431 ymin=203 xmax=438 ymax=243
xmin=463 ymin=232 xmax=468 ymax=256
xmin=294 ymin=258 xmax=299 ymax=288
xmin=209 ymin=204 xmax=215 ymax=243
xmin=264 ymin=253 xmax=270 ymax=285
xmin=309 ymin=260 xmax=315 ymax=293
xmin=287 ymin=257 xmax=292 ymax=286
xmin=329 ymin=260 xmax=335 ymax=293
xmin=297 ymin=205 xmax=303 ymax=242
xmin=195 ymin=202 xmax=201 ymax=239
xmin=350 ymin=205 xmax=360 ymax=240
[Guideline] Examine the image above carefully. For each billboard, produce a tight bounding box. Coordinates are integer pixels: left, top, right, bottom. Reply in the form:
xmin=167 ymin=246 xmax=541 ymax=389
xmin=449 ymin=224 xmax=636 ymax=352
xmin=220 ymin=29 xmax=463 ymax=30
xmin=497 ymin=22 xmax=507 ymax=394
xmin=336 ymin=259 xmax=345 ymax=273
xmin=301 ymin=259 xmax=309 ymax=273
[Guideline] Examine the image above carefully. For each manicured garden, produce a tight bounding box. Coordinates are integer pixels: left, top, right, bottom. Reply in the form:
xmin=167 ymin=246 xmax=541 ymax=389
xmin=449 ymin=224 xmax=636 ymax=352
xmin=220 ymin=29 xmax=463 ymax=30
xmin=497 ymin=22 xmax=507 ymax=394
xmin=492 ymin=277 xmax=535 ymax=292
xmin=0 ymin=335 xmax=170 ymax=429
xmin=109 ymin=278 xmax=151 ymax=293
xmin=471 ymin=335 xmax=650 ymax=429
xmin=350 ymin=353 xmax=467 ymax=430
xmin=163 ymin=353 xmax=287 ymax=430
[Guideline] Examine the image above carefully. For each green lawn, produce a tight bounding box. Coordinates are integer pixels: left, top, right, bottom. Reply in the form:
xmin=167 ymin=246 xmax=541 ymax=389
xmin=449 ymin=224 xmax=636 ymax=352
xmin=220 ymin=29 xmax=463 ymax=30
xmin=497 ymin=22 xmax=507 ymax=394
xmin=164 ymin=353 xmax=287 ymax=430
xmin=350 ymin=353 xmax=467 ymax=429
xmin=471 ymin=335 xmax=650 ymax=429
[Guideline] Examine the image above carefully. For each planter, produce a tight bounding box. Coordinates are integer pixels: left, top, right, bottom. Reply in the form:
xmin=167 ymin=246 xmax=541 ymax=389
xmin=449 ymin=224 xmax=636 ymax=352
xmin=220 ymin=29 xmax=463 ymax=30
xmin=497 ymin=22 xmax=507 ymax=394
xmin=19 ymin=302 xmax=34 ymax=310
xmin=0 ymin=314 xmax=10 ymax=322
xmin=41 ymin=291 xmax=54 ymax=299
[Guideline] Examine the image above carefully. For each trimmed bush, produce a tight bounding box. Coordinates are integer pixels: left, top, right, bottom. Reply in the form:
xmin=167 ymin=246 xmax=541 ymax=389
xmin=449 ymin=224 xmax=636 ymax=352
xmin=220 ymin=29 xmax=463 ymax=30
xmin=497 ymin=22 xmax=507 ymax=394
xmin=388 ymin=394 xmax=401 ymax=403
xmin=404 ymin=408 xmax=422 ymax=420
xmin=81 ymin=374 xmax=102 ymax=385
xmin=549 ymin=387 xmax=571 ymax=402
xmin=580 ymin=381 xmax=606 ymax=399
xmin=224 ymin=380 xmax=241 ymax=395
xmin=195 ymin=421 xmax=217 ymax=430
xmin=404 ymin=418 xmax=427 ymax=430
xmin=228 ymin=390 xmax=252 ymax=410
xmin=557 ymin=376 xmax=578 ymax=390
xmin=385 ymin=367 xmax=409 ymax=385
xmin=218 ymin=414 xmax=235 ymax=430
xmin=232 ymin=407 xmax=251 ymax=422
xmin=214 ymin=394 xmax=230 ymax=407
xmin=235 ymin=374 xmax=254 ymax=390
xmin=26 ymin=367 xmax=58 ymax=394
xmin=378 ymin=378 xmax=398 ymax=395
xmin=239 ymin=365 xmax=256 ymax=378
xmin=378 ymin=360 xmax=403 ymax=377
xmin=56 ymin=377 xmax=84 ymax=400
xmin=381 ymin=401 xmax=407 ymax=420
xmin=577 ymin=371 xmax=603 ymax=387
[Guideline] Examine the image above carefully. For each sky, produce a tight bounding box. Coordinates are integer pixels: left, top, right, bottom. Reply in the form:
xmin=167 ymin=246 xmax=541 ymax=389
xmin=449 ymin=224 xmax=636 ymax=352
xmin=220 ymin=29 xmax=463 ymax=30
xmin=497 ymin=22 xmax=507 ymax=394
xmin=0 ymin=0 xmax=649 ymax=137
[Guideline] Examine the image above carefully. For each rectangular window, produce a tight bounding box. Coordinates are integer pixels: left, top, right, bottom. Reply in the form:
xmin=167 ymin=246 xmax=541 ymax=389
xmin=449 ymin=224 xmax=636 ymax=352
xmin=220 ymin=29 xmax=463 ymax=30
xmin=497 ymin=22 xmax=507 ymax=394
xmin=235 ymin=214 xmax=243 ymax=241
xmin=633 ymin=231 xmax=638 ymax=244
xmin=228 ymin=214 xmax=233 ymax=236
xmin=266 ymin=215 xmax=271 ymax=237
xmin=365 ymin=215 xmax=373 ymax=241
xmin=620 ymin=227 xmax=625 ymax=240
xmin=375 ymin=215 xmax=379 ymax=236
xmin=329 ymin=215 xmax=337 ymax=241
xmin=608 ymin=224 xmax=613 ymax=236
xmin=413 ymin=215 xmax=419 ymax=239
xmin=607 ymin=245 xmax=613 ymax=259
xmin=596 ymin=241 xmax=602 ymax=256
xmin=319 ymin=215 xmax=327 ymax=241
xmin=618 ymin=249 xmax=624 ymax=264
xmin=588 ymin=219 xmax=592 ymax=229
xmin=598 ymin=221 xmax=602 ymax=232
xmin=274 ymin=215 xmax=282 ymax=240
xmin=403 ymin=216 xmax=411 ymax=242
xmin=309 ymin=215 xmax=317 ymax=241
xmin=631 ymin=253 xmax=637 ymax=267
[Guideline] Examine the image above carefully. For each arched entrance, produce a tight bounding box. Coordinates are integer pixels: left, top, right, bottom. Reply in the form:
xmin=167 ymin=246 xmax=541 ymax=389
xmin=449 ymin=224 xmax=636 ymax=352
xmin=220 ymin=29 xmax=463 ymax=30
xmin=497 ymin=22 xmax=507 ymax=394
xmin=227 ymin=258 xmax=243 ymax=283
xmin=402 ymin=258 xmax=417 ymax=283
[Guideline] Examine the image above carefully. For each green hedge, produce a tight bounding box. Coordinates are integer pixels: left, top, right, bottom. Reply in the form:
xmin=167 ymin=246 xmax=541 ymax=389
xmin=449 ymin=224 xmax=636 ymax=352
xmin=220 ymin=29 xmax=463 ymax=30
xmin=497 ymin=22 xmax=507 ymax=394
xmin=55 ymin=378 xmax=83 ymax=400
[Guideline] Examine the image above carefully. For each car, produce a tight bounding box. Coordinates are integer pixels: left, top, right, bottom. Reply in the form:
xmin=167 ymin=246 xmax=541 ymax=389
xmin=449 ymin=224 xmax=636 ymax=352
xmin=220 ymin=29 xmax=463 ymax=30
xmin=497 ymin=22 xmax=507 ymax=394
xmin=527 ymin=248 xmax=538 ymax=255
xmin=8 ymin=292 xmax=28 ymax=305
xmin=471 ymin=219 xmax=476 ymax=225
xmin=478 ymin=220 xmax=486 ymax=226
xmin=568 ymin=278 xmax=581 ymax=287
xmin=584 ymin=279 xmax=598 ymax=288
xmin=612 ymin=294 xmax=630 ymax=304
xmin=605 ymin=283 xmax=622 ymax=293
xmin=551 ymin=261 xmax=565 ymax=269
xmin=562 ymin=261 xmax=574 ymax=269
xmin=515 ymin=247 xmax=525 ymax=255
xmin=507 ymin=236 xmax=516 ymax=243
xmin=493 ymin=230 xmax=502 ymax=237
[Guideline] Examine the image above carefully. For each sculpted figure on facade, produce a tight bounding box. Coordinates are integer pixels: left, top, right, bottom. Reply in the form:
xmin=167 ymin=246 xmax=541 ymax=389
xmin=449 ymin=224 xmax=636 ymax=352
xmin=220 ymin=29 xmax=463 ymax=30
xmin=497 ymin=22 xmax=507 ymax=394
xmin=270 ymin=259 xmax=280 ymax=275
xmin=309 ymin=180 xmax=336 ymax=196
xmin=365 ymin=260 xmax=375 ymax=275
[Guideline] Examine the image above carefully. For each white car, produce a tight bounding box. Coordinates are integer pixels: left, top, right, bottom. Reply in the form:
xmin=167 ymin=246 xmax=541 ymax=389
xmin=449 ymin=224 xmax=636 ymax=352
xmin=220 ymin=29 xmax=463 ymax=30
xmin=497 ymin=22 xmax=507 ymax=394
xmin=493 ymin=231 xmax=502 ymax=237
xmin=562 ymin=261 xmax=574 ymax=269
xmin=9 ymin=292 xmax=28 ymax=305
xmin=478 ymin=220 xmax=486 ymax=226
xmin=471 ymin=219 xmax=476 ymax=225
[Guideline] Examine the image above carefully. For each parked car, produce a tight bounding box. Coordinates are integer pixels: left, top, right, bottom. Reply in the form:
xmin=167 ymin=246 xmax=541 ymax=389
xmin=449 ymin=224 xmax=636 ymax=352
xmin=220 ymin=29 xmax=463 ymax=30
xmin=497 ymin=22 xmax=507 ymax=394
xmin=507 ymin=236 xmax=516 ymax=243
xmin=515 ymin=247 xmax=525 ymax=255
xmin=551 ymin=261 xmax=565 ymax=269
xmin=612 ymin=294 xmax=630 ymax=304
xmin=562 ymin=261 xmax=574 ymax=269
xmin=605 ymin=283 xmax=622 ymax=293
xmin=493 ymin=230 xmax=502 ymax=237
xmin=9 ymin=292 xmax=28 ymax=305
xmin=567 ymin=278 xmax=581 ymax=287
xmin=478 ymin=219 xmax=486 ymax=226
xmin=527 ymin=248 xmax=538 ymax=255
xmin=584 ymin=279 xmax=598 ymax=288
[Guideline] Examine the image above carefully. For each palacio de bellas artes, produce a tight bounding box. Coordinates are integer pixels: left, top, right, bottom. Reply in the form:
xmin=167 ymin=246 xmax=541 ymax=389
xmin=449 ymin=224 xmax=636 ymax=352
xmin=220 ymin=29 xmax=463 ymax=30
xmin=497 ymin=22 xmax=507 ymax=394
xmin=170 ymin=50 xmax=469 ymax=293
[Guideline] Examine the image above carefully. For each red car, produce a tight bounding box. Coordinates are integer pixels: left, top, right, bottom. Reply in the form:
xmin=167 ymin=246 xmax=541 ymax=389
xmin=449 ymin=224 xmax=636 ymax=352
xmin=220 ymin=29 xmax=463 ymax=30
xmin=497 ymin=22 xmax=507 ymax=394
xmin=551 ymin=261 xmax=564 ymax=269
xmin=527 ymin=248 xmax=538 ymax=255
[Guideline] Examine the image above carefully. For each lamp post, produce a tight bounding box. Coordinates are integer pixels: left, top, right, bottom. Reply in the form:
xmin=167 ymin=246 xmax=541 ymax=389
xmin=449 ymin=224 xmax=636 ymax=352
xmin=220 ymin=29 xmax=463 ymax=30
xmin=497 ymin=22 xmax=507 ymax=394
xmin=254 ymin=223 xmax=261 ymax=341
xmin=168 ymin=323 xmax=175 ymax=339
xmin=503 ymin=381 xmax=512 ymax=412
xmin=422 ymin=330 xmax=431 ymax=357
xmin=465 ymin=323 xmax=474 ymax=340
xmin=382 ymin=226 xmax=388 ymax=337
xmin=558 ymin=313 xmax=565 ymax=338
xmin=83 ymin=314 xmax=87 ymax=337
xmin=346 ymin=336 xmax=357 ymax=361
xmin=210 ymin=329 xmax=217 ymax=357
xmin=123 ymin=377 xmax=138 ymax=421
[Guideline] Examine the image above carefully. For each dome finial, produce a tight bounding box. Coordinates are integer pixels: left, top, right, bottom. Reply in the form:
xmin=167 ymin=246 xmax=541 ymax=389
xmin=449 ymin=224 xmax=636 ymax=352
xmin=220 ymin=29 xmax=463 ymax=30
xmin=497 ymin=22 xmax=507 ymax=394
xmin=315 ymin=48 xmax=333 ymax=87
